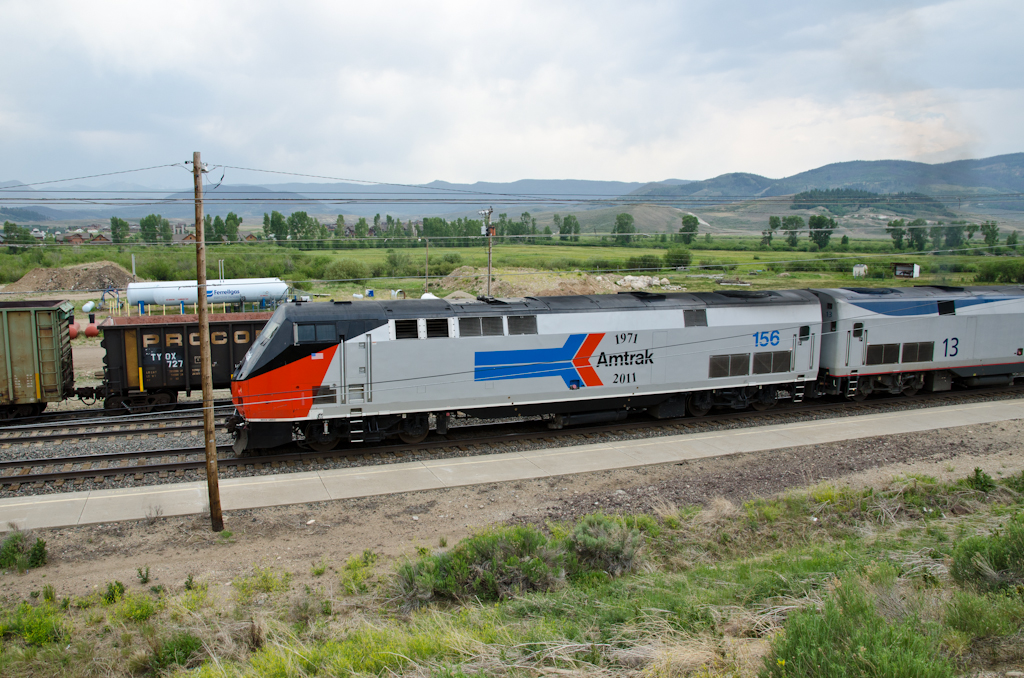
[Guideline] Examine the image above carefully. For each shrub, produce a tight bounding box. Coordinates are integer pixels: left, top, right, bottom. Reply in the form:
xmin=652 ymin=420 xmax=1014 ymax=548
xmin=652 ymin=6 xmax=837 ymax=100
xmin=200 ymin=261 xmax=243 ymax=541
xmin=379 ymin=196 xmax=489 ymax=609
xmin=0 ymin=602 xmax=67 ymax=645
xmin=339 ymin=550 xmax=378 ymax=595
xmin=626 ymin=254 xmax=662 ymax=273
xmin=663 ymin=247 xmax=692 ymax=269
xmin=394 ymin=525 xmax=564 ymax=606
xmin=113 ymin=591 xmax=157 ymax=622
xmin=324 ymin=258 xmax=369 ymax=284
xmin=233 ymin=566 xmax=292 ymax=604
xmin=570 ymin=513 xmax=644 ymax=577
xmin=151 ymin=632 xmax=205 ymax=672
xmin=785 ymin=258 xmax=827 ymax=272
xmin=944 ymin=590 xmax=1024 ymax=639
xmin=762 ymin=579 xmax=955 ymax=677
xmin=962 ymin=467 xmax=996 ymax=493
xmin=975 ymin=259 xmax=1024 ymax=283
xmin=102 ymin=581 xmax=126 ymax=604
xmin=950 ymin=512 xmax=1024 ymax=591
xmin=0 ymin=532 xmax=47 ymax=572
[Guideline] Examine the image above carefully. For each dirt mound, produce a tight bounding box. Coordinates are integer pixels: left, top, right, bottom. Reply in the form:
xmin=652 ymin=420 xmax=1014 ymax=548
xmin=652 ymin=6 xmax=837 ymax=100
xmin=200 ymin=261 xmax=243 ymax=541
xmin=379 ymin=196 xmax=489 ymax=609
xmin=5 ymin=261 xmax=137 ymax=293
xmin=436 ymin=266 xmax=686 ymax=297
xmin=438 ymin=266 xmax=621 ymax=297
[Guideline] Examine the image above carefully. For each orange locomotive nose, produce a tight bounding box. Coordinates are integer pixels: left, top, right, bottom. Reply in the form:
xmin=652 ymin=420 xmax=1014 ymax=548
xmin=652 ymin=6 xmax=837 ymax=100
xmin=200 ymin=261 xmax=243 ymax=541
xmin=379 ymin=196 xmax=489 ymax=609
xmin=230 ymin=344 xmax=339 ymax=421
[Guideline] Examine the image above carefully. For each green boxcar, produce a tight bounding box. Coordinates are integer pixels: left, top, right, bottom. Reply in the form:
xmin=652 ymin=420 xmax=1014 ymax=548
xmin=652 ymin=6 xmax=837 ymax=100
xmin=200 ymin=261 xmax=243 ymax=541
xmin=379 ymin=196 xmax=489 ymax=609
xmin=0 ymin=300 xmax=74 ymax=418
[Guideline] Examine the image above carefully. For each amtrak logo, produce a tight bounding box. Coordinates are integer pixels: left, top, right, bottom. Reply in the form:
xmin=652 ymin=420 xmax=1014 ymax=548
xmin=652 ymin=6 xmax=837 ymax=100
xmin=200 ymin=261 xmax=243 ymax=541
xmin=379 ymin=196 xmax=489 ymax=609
xmin=474 ymin=334 xmax=604 ymax=389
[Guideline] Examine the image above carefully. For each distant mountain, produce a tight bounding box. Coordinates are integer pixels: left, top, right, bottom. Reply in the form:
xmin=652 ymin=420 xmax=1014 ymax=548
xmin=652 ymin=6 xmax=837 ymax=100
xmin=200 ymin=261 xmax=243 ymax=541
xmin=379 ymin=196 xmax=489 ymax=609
xmin=629 ymin=154 xmax=1024 ymax=202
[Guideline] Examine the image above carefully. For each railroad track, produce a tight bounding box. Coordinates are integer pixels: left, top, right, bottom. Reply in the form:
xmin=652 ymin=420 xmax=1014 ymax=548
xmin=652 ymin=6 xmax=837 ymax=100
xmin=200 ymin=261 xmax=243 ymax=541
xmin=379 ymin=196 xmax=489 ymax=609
xmin=2 ymin=384 xmax=1021 ymax=492
xmin=0 ymin=413 xmax=230 ymax=446
xmin=0 ymin=399 xmax=235 ymax=429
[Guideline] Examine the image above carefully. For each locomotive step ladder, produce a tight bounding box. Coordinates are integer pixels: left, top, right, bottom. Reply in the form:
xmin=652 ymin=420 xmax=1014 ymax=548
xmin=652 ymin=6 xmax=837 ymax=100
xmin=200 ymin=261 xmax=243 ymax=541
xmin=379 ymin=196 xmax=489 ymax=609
xmin=792 ymin=381 xmax=805 ymax=403
xmin=846 ymin=371 xmax=859 ymax=398
xmin=348 ymin=418 xmax=364 ymax=443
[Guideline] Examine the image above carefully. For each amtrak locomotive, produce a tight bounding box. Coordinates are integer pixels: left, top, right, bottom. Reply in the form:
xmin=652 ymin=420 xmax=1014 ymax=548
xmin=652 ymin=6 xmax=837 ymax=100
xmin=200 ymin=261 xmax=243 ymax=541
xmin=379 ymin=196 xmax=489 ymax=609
xmin=228 ymin=286 xmax=1024 ymax=453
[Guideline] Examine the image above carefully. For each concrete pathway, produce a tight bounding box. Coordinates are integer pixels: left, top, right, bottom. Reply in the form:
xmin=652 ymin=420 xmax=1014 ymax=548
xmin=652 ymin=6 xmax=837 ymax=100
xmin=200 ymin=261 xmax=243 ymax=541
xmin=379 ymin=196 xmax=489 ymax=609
xmin=2 ymin=399 xmax=1021 ymax=531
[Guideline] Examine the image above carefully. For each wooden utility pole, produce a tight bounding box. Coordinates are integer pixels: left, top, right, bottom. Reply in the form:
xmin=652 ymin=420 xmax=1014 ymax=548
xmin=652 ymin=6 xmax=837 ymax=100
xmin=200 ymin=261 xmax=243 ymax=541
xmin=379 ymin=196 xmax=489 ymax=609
xmin=193 ymin=151 xmax=224 ymax=532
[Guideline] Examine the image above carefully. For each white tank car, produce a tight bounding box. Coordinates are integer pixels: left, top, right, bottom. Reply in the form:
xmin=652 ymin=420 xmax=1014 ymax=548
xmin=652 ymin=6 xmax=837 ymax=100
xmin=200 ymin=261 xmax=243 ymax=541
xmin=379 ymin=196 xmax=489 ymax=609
xmin=127 ymin=278 xmax=290 ymax=306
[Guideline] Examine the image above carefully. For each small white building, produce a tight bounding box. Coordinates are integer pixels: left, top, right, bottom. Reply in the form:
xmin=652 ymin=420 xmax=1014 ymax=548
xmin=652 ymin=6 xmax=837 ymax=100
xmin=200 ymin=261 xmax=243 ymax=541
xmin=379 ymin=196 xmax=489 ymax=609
xmin=852 ymin=264 xmax=868 ymax=278
xmin=893 ymin=263 xmax=921 ymax=279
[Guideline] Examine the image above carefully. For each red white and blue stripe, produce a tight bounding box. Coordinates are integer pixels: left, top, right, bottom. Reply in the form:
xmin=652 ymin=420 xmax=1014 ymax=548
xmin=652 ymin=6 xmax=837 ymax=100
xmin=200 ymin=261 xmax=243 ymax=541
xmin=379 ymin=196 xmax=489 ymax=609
xmin=474 ymin=334 xmax=604 ymax=389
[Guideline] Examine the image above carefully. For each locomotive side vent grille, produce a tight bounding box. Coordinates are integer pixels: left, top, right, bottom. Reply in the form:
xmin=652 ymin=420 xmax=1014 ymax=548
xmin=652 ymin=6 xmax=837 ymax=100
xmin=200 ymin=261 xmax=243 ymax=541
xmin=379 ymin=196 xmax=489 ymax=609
xmin=753 ymin=350 xmax=792 ymax=374
xmin=394 ymin=320 xmax=418 ymax=339
xmin=709 ymin=353 xmax=750 ymax=378
xmin=902 ymin=342 xmax=934 ymax=363
xmin=683 ymin=309 xmax=707 ymax=327
xmin=508 ymin=315 xmax=538 ymax=335
xmin=425 ymin=318 xmax=449 ymax=338
xmin=313 ymin=386 xmax=336 ymax=405
xmin=459 ymin=317 xmax=482 ymax=337
xmin=482 ymin=316 xmax=504 ymax=336
xmin=866 ymin=343 xmax=901 ymax=365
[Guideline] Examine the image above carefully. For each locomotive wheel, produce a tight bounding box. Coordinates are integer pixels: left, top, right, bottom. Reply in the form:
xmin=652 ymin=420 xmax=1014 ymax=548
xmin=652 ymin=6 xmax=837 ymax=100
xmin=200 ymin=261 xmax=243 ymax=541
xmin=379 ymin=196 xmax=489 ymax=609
xmin=751 ymin=400 xmax=776 ymax=411
xmin=902 ymin=386 xmax=919 ymax=397
xmin=303 ymin=422 xmax=339 ymax=452
xmin=399 ymin=430 xmax=429 ymax=444
xmin=687 ymin=392 xmax=713 ymax=417
xmin=307 ymin=437 xmax=339 ymax=453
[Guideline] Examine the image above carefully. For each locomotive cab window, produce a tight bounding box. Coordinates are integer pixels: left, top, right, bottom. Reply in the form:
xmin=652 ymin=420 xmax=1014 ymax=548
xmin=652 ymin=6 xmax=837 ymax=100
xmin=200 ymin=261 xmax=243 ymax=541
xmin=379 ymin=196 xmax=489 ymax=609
xmin=852 ymin=322 xmax=863 ymax=338
xmin=938 ymin=300 xmax=956 ymax=316
xmin=799 ymin=325 xmax=810 ymax=340
xmin=296 ymin=323 xmax=335 ymax=344
xmin=507 ymin=315 xmax=537 ymax=335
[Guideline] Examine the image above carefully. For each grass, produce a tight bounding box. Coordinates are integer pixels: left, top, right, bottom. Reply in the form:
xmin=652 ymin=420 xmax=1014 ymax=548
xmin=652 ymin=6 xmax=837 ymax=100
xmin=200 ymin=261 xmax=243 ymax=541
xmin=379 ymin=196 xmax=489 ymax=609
xmin=0 ymin=236 xmax=1011 ymax=306
xmin=1 ymin=469 xmax=1023 ymax=677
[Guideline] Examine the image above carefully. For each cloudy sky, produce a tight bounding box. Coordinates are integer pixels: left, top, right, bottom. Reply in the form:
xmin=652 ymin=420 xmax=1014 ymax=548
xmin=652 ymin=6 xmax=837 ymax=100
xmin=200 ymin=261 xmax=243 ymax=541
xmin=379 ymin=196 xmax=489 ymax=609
xmin=1 ymin=0 xmax=1021 ymax=187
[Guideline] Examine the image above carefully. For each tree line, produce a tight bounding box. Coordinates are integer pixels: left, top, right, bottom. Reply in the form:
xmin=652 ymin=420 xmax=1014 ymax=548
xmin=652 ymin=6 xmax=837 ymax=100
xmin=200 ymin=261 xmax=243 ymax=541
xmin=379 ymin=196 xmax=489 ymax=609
xmin=886 ymin=218 xmax=1018 ymax=252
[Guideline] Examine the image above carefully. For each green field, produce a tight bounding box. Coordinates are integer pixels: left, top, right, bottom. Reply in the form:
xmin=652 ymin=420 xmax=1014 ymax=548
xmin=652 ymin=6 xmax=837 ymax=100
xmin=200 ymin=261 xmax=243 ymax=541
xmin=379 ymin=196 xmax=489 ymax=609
xmin=1 ymin=238 xmax=1021 ymax=312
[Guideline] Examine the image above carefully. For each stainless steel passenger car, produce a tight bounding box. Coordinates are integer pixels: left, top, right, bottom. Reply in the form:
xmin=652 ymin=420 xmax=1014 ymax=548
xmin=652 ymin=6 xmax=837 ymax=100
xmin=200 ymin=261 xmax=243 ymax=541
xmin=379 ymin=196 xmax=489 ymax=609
xmin=230 ymin=290 xmax=822 ymax=451
xmin=812 ymin=286 xmax=1024 ymax=398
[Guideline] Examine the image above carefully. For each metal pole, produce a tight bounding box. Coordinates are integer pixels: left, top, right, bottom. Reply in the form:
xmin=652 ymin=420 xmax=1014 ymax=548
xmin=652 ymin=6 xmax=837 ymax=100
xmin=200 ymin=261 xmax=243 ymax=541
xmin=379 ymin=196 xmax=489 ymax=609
xmin=424 ymin=238 xmax=429 ymax=292
xmin=193 ymin=151 xmax=223 ymax=532
xmin=486 ymin=209 xmax=493 ymax=296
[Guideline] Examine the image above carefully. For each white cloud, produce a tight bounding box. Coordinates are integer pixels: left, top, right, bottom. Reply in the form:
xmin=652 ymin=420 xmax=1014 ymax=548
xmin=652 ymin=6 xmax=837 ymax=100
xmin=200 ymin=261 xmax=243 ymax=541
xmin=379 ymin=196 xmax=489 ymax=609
xmin=0 ymin=0 xmax=1020 ymax=184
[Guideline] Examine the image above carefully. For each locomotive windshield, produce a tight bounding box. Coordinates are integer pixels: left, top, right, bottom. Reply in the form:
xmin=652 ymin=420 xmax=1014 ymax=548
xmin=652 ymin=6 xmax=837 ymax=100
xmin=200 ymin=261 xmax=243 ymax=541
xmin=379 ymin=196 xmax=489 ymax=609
xmin=235 ymin=317 xmax=282 ymax=379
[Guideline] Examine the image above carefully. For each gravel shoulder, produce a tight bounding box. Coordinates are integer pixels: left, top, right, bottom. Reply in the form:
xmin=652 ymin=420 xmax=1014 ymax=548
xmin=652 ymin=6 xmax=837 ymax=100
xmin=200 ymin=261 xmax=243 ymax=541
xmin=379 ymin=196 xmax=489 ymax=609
xmin=1 ymin=418 xmax=1021 ymax=600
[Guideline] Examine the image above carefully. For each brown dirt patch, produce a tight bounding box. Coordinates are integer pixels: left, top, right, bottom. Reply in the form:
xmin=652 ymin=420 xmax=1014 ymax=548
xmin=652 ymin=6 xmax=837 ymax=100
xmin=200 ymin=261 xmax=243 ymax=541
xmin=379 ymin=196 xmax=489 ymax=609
xmin=438 ymin=266 xmax=623 ymax=297
xmin=4 ymin=261 xmax=137 ymax=294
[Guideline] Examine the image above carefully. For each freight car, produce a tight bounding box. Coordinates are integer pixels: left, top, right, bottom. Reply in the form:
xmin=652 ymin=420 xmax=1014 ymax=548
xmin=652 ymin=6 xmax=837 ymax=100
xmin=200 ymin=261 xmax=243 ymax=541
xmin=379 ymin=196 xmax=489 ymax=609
xmin=97 ymin=313 xmax=273 ymax=411
xmin=229 ymin=290 xmax=824 ymax=451
xmin=228 ymin=285 xmax=1024 ymax=453
xmin=0 ymin=300 xmax=75 ymax=419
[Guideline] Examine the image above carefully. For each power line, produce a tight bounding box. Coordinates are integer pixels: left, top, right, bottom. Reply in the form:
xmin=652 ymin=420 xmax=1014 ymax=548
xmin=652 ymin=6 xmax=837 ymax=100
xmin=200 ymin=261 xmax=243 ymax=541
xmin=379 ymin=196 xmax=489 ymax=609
xmin=0 ymin=164 xmax=186 ymax=191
